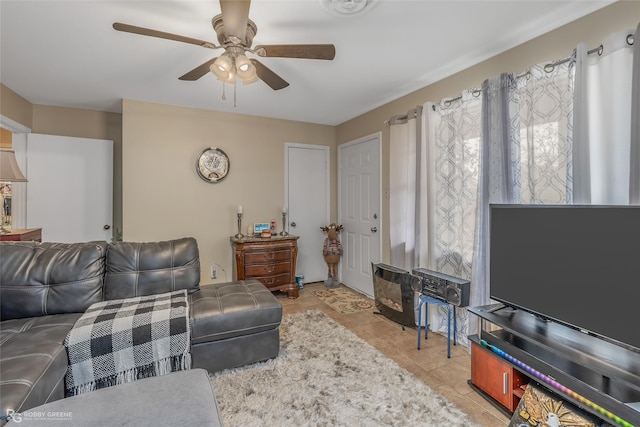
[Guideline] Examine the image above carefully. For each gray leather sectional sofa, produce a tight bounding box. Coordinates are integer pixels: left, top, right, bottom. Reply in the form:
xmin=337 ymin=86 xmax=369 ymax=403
xmin=0 ymin=237 xmax=283 ymax=424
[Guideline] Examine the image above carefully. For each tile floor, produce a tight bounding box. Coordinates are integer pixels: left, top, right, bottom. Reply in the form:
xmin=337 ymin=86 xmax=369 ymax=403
xmin=275 ymin=281 xmax=511 ymax=427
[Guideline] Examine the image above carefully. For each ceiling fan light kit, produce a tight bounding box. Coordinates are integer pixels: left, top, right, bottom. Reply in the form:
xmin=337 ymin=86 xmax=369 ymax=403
xmin=113 ymin=0 xmax=336 ymax=105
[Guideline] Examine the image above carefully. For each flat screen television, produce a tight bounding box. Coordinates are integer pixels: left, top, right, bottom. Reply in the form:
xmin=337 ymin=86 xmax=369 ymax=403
xmin=489 ymin=204 xmax=640 ymax=352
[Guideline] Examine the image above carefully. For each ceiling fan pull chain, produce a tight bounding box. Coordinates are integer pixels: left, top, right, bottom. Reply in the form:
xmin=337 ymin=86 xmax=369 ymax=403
xmin=222 ymin=82 xmax=227 ymax=101
xmin=234 ymin=84 xmax=237 ymax=108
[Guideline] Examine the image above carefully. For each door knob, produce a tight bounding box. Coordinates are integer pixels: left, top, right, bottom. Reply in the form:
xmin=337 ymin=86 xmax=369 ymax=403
xmin=104 ymin=225 xmax=111 ymax=230
xmin=290 ymin=222 xmax=297 ymax=227
xmin=371 ymin=227 xmax=377 ymax=232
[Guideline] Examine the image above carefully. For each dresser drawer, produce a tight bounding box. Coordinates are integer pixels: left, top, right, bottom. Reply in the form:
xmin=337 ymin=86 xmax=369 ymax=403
xmin=244 ymin=249 xmax=291 ymax=265
xmin=245 ymin=262 xmax=291 ymax=277
xmin=253 ymin=273 xmax=291 ymax=288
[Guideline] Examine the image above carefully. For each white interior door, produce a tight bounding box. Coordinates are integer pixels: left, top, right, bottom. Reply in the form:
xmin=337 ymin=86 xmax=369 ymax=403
xmin=339 ymin=133 xmax=381 ymax=297
xmin=286 ymin=143 xmax=329 ymax=283
xmin=26 ymin=134 xmax=113 ymax=242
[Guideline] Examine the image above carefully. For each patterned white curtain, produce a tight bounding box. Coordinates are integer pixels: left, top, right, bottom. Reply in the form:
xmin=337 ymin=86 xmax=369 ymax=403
xmin=518 ymin=62 xmax=574 ymax=205
xmin=423 ymin=91 xmax=482 ymax=345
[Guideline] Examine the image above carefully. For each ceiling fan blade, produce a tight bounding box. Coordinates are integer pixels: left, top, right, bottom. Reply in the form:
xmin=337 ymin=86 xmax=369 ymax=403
xmin=113 ymin=23 xmax=217 ymax=49
xmin=251 ymin=59 xmax=289 ymax=90
xmin=254 ymin=44 xmax=336 ymax=60
xmin=179 ymin=58 xmax=219 ymax=81
xmin=219 ymin=0 xmax=251 ymax=43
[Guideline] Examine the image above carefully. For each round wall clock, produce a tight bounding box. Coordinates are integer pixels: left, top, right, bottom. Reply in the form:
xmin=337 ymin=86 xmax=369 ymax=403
xmin=196 ymin=147 xmax=230 ymax=183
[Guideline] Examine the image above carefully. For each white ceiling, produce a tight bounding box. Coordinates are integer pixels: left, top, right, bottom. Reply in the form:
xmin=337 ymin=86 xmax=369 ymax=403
xmin=0 ymin=0 xmax=613 ymax=126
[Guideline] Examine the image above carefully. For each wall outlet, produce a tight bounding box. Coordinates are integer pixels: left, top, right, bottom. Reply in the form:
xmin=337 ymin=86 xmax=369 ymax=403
xmin=210 ymin=265 xmax=217 ymax=279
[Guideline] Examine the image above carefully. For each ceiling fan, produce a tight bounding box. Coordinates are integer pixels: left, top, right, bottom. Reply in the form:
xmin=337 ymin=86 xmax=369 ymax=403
xmin=113 ymin=0 xmax=336 ymax=91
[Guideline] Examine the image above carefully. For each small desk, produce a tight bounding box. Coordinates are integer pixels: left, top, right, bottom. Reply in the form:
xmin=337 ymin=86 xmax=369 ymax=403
xmin=416 ymin=294 xmax=457 ymax=358
xmin=0 ymin=228 xmax=42 ymax=242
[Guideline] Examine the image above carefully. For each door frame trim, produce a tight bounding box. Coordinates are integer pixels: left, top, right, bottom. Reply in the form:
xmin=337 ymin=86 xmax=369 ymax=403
xmin=337 ymin=132 xmax=383 ymax=282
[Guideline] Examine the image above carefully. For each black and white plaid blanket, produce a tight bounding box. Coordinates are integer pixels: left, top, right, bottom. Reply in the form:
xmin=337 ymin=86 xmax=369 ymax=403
xmin=64 ymin=290 xmax=191 ymax=396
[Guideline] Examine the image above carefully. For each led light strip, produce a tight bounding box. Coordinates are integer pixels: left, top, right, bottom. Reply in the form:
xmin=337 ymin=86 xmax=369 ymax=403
xmin=479 ymin=339 xmax=635 ymax=427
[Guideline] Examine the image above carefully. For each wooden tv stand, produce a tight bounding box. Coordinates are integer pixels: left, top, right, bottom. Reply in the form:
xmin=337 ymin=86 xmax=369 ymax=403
xmin=468 ymin=304 xmax=640 ymax=426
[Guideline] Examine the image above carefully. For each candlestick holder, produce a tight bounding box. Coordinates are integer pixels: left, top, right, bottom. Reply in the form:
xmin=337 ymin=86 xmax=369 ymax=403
xmin=280 ymin=211 xmax=288 ymax=236
xmin=235 ymin=213 xmax=244 ymax=239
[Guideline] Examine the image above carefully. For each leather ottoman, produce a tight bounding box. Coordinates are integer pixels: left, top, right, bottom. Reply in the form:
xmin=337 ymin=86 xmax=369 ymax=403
xmin=189 ymin=280 xmax=283 ymax=372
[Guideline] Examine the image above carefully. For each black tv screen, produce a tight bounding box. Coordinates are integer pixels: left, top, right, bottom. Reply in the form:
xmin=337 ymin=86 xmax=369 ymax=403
xmin=490 ymin=204 xmax=640 ymax=352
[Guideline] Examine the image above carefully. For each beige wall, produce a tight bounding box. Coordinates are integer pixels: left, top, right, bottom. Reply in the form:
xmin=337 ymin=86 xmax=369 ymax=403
xmin=336 ymin=0 xmax=640 ymax=263
xmin=1 ymin=84 xmax=33 ymax=128
xmin=122 ymin=99 xmax=336 ymax=283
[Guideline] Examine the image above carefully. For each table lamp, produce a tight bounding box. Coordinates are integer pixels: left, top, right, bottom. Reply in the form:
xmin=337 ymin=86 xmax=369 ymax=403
xmin=0 ymin=147 xmax=28 ymax=234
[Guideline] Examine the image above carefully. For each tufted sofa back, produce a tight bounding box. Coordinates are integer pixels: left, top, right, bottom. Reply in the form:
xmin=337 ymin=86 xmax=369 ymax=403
xmin=0 ymin=241 xmax=107 ymax=320
xmin=104 ymin=237 xmax=200 ymax=300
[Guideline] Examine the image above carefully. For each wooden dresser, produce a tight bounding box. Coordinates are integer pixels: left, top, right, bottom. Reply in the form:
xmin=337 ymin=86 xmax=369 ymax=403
xmin=0 ymin=228 xmax=42 ymax=242
xmin=231 ymin=235 xmax=300 ymax=299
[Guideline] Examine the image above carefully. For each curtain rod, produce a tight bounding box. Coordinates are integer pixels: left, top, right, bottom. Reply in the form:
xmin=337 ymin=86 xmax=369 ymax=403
xmin=432 ymin=32 xmax=636 ymax=111
xmin=542 ymin=44 xmax=601 ymax=73
xmin=384 ymin=106 xmax=423 ymax=126
xmin=545 ymin=32 xmax=634 ymax=72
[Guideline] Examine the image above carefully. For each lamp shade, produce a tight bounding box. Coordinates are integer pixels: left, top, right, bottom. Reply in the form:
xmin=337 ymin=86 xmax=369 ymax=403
xmin=210 ymin=55 xmax=236 ymax=84
xmin=240 ymin=73 xmax=259 ymax=85
xmin=235 ymin=55 xmax=257 ymax=84
xmin=209 ymin=54 xmax=236 ymax=84
xmin=220 ymin=67 xmax=237 ymax=85
xmin=213 ymin=55 xmax=233 ymax=73
xmin=235 ymin=54 xmax=251 ymax=72
xmin=0 ymin=148 xmax=27 ymax=182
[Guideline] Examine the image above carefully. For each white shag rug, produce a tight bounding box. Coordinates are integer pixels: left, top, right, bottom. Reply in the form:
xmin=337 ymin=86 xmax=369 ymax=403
xmin=210 ymin=309 xmax=481 ymax=427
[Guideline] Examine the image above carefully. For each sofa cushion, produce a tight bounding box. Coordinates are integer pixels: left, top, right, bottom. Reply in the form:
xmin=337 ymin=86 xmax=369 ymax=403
xmin=189 ymin=280 xmax=282 ymax=345
xmin=104 ymin=237 xmax=200 ymax=300
xmin=0 ymin=242 xmax=107 ymax=320
xmin=0 ymin=314 xmax=82 ymax=424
